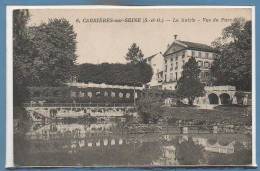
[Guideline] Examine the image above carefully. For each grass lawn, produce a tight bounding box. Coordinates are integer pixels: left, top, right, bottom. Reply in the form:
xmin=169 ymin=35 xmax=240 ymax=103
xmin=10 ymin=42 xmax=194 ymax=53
xmin=162 ymin=105 xmax=252 ymax=125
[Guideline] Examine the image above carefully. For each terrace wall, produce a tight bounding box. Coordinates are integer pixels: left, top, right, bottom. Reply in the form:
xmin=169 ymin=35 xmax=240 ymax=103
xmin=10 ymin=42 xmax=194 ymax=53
xmin=27 ymin=86 xmax=142 ymax=104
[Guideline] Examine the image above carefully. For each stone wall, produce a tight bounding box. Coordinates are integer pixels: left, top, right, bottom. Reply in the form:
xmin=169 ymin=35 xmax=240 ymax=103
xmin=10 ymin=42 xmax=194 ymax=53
xmin=27 ymin=86 xmax=142 ymax=104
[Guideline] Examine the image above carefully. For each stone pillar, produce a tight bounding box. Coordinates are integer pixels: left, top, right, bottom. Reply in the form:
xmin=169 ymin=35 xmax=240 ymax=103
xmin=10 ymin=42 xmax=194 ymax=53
xmin=218 ymin=95 xmax=221 ymax=105
xmin=119 ymin=138 xmax=123 ymax=145
xmin=96 ymin=140 xmax=100 ymax=147
xmin=87 ymin=142 xmax=93 ymax=147
xmin=243 ymin=95 xmax=248 ymax=105
xmin=103 ymin=139 xmax=108 ymax=146
xmin=205 ymin=95 xmax=210 ymax=104
xmin=111 ymin=139 xmax=115 ymax=146
xmin=232 ymin=96 xmax=237 ymax=104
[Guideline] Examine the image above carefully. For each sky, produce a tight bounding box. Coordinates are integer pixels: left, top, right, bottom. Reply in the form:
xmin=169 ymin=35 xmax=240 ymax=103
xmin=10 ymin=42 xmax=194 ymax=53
xmin=28 ymin=7 xmax=252 ymax=64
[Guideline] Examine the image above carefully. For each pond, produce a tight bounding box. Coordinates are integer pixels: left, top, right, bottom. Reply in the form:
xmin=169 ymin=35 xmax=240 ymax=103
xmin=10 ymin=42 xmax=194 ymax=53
xmin=14 ymin=119 xmax=252 ymax=167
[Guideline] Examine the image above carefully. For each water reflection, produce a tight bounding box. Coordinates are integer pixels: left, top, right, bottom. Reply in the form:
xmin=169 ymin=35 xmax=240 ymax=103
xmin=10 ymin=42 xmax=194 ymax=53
xmin=16 ymin=120 xmax=252 ymax=166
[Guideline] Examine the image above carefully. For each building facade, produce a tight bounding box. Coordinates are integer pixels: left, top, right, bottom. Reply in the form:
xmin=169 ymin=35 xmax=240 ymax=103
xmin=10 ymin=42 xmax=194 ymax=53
xmin=143 ymin=52 xmax=164 ymax=89
xmin=145 ymin=38 xmax=217 ymax=90
xmin=162 ymin=39 xmax=217 ymax=90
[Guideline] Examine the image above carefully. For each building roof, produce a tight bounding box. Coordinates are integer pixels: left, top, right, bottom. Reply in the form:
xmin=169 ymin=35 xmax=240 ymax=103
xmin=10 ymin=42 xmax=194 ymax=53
xmin=144 ymin=53 xmax=158 ymax=60
xmin=164 ymin=40 xmax=216 ymax=56
xmin=178 ymin=40 xmax=215 ymax=52
xmin=144 ymin=52 xmax=160 ymax=61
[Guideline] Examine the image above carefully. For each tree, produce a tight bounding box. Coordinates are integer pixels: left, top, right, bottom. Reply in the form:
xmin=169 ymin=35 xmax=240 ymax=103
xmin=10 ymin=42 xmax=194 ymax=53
xmin=176 ymin=137 xmax=204 ymax=165
xmin=211 ymin=18 xmax=252 ymax=91
xmin=30 ymin=18 xmax=77 ymax=86
xmin=77 ymin=62 xmax=152 ymax=86
xmin=125 ymin=43 xmax=144 ymax=64
xmin=13 ymin=9 xmax=33 ymax=106
xmin=175 ymin=57 xmax=205 ymax=105
xmin=137 ymin=94 xmax=162 ymax=124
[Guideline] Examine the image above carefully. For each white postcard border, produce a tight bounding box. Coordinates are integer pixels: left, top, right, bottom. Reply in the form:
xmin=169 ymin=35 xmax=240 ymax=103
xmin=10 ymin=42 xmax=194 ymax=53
xmin=6 ymin=5 xmax=256 ymax=168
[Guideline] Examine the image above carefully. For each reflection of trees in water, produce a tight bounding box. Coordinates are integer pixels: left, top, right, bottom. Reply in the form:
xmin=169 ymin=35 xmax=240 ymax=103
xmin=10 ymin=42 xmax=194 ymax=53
xmin=206 ymin=142 xmax=252 ymax=165
xmin=14 ymin=129 xmax=82 ymax=166
xmin=74 ymin=141 xmax=163 ymax=166
xmin=15 ymin=121 xmax=252 ymax=166
xmin=14 ymin=116 xmax=33 ymax=165
xmin=15 ymin=131 xmax=163 ymax=166
xmin=175 ymin=136 xmax=204 ymax=165
xmin=14 ymin=133 xmax=32 ymax=165
xmin=207 ymin=137 xmax=217 ymax=145
xmin=131 ymin=141 xmax=162 ymax=164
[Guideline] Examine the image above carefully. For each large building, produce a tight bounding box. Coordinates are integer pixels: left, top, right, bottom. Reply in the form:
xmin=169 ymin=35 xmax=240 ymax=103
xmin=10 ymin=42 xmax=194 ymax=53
xmin=145 ymin=36 xmax=217 ymax=90
xmin=163 ymin=37 xmax=217 ymax=90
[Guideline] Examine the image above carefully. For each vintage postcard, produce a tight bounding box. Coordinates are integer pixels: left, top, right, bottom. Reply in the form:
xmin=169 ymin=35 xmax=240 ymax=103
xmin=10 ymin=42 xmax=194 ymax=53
xmin=6 ymin=6 xmax=255 ymax=167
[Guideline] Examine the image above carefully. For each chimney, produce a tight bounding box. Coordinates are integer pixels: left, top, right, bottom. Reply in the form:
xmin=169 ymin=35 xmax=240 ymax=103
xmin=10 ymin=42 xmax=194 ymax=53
xmin=174 ymin=34 xmax=178 ymax=40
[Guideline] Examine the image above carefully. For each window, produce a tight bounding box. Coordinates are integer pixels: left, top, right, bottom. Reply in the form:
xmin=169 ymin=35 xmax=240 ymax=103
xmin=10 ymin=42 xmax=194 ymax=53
xmin=175 ymin=72 xmax=178 ymax=80
xmin=175 ymin=62 xmax=178 ymax=70
xmin=204 ymin=72 xmax=209 ymax=79
xmin=165 ymin=59 xmax=167 ymax=64
xmin=200 ymin=72 xmax=204 ymax=79
xmin=104 ymin=91 xmax=109 ymax=97
xmin=170 ymin=58 xmax=173 ymax=62
xmin=204 ymin=61 xmax=209 ymax=68
xmin=198 ymin=61 xmax=203 ymax=67
xmin=170 ymin=63 xmax=173 ymax=71
xmin=176 ymin=56 xmax=178 ymax=60
xmin=165 ymin=65 xmax=167 ymax=72
xmin=170 ymin=73 xmax=173 ymax=81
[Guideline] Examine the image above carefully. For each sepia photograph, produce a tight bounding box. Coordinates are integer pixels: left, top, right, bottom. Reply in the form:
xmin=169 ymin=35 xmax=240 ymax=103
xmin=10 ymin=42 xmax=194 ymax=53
xmin=6 ymin=6 xmax=255 ymax=167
